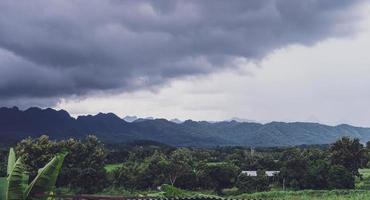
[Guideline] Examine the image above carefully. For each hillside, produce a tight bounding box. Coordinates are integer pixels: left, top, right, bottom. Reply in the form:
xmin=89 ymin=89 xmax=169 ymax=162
xmin=1 ymin=107 xmax=370 ymax=147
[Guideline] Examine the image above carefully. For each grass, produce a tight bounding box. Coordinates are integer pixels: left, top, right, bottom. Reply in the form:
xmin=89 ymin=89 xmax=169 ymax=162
xmin=104 ymin=163 xmax=123 ymax=172
xmin=356 ymin=168 xmax=370 ymax=189
xmin=359 ymin=168 xmax=370 ymax=177
xmin=97 ymin=189 xmax=370 ymax=200
xmin=233 ymin=190 xmax=370 ymax=200
xmin=60 ymin=186 xmax=370 ymax=200
xmin=233 ymin=169 xmax=370 ymax=200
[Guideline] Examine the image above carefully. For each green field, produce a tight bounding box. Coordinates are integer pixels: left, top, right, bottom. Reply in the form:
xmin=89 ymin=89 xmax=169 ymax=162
xmin=104 ymin=163 xmax=123 ymax=172
xmin=359 ymin=168 xmax=370 ymax=177
xmin=356 ymin=168 xmax=370 ymax=189
xmin=98 ymin=189 xmax=370 ymax=200
xmin=234 ymin=190 xmax=370 ymax=200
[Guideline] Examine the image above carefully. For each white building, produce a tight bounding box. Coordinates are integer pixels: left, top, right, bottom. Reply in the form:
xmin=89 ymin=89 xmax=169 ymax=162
xmin=240 ymin=170 xmax=280 ymax=177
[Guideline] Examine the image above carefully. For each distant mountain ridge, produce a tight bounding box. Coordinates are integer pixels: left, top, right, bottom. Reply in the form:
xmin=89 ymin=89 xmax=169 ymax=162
xmin=1 ymin=106 xmax=370 ymax=147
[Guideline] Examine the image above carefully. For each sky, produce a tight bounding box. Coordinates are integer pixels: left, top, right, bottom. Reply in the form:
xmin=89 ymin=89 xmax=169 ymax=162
xmin=1 ymin=0 xmax=370 ymax=126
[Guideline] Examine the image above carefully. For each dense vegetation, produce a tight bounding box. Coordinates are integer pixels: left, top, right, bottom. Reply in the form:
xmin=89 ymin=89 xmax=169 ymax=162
xmin=1 ymin=135 xmax=370 ymax=198
xmin=1 ymin=148 xmax=66 ymax=200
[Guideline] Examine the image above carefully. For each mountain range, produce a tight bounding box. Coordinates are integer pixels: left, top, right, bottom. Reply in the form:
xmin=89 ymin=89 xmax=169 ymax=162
xmin=1 ymin=107 xmax=370 ymax=147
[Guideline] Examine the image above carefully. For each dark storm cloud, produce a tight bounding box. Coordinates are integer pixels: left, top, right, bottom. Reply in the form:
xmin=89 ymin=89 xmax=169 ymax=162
xmin=0 ymin=0 xmax=366 ymax=105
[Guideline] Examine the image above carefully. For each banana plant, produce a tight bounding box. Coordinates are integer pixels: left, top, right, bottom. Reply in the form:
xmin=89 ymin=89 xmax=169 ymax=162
xmin=24 ymin=153 xmax=66 ymax=200
xmin=7 ymin=148 xmax=16 ymax=176
xmin=1 ymin=148 xmax=67 ymax=200
xmin=0 ymin=148 xmax=17 ymax=200
xmin=7 ymin=156 xmax=28 ymax=200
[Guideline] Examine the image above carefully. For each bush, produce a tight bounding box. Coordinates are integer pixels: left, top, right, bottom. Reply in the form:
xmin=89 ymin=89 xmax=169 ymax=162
xmin=161 ymin=184 xmax=189 ymax=198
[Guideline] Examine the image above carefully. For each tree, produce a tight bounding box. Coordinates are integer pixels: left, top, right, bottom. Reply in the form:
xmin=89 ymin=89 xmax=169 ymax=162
xmin=16 ymin=135 xmax=108 ymax=193
xmin=279 ymin=148 xmax=308 ymax=189
xmin=327 ymin=165 xmax=355 ymax=189
xmin=364 ymin=141 xmax=370 ymax=167
xmin=201 ymin=162 xmax=239 ymax=194
xmin=144 ymin=151 xmax=169 ymax=188
xmin=112 ymin=161 xmax=149 ymax=190
xmin=60 ymin=136 xmax=107 ymax=193
xmin=16 ymin=135 xmax=58 ymax=178
xmin=329 ymin=137 xmax=365 ymax=177
xmin=0 ymin=149 xmax=7 ymax=177
xmin=237 ymin=170 xmax=269 ymax=193
xmin=166 ymin=148 xmax=193 ymax=186
xmin=366 ymin=141 xmax=370 ymax=151
xmin=302 ymin=159 xmax=330 ymax=189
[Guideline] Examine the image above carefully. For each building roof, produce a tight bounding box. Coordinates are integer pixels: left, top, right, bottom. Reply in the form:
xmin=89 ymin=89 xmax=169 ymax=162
xmin=240 ymin=170 xmax=280 ymax=177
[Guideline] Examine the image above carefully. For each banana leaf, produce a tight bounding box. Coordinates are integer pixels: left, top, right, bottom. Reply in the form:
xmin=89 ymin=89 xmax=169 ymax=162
xmin=7 ymin=148 xmax=16 ymax=176
xmin=25 ymin=153 xmax=67 ymax=200
xmin=7 ymin=157 xmax=27 ymax=200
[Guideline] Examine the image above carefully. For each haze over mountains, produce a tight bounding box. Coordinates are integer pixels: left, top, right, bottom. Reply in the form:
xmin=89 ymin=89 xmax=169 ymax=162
xmin=1 ymin=107 xmax=370 ymax=147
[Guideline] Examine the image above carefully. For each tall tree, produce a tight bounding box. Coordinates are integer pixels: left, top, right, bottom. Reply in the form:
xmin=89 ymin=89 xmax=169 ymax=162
xmin=166 ymin=148 xmax=193 ymax=186
xmin=329 ymin=137 xmax=365 ymax=177
xmin=201 ymin=162 xmax=239 ymax=194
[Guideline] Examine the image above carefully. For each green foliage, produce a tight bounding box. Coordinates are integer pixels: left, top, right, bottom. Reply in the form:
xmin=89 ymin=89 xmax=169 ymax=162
xmin=6 ymin=157 xmax=27 ymax=200
xmin=329 ymin=137 xmax=365 ymax=177
xmin=144 ymin=151 xmax=169 ymax=188
xmin=7 ymin=148 xmax=16 ymax=176
xmin=167 ymin=148 xmax=193 ymax=186
xmin=25 ymin=153 xmax=67 ymax=200
xmin=356 ymin=168 xmax=370 ymax=189
xmin=0 ymin=177 xmax=7 ymax=200
xmin=279 ymin=146 xmax=358 ymax=190
xmin=3 ymin=135 xmax=370 ymax=197
xmin=279 ymin=148 xmax=309 ymax=189
xmin=327 ymin=165 xmax=355 ymax=189
xmin=2 ymin=148 xmax=66 ymax=200
xmin=200 ymin=162 xmax=239 ymax=194
xmin=237 ymin=170 xmax=269 ymax=193
xmin=16 ymin=135 xmax=108 ymax=193
xmin=160 ymin=184 xmax=188 ymax=198
xmin=111 ymin=149 xmax=194 ymax=190
xmin=104 ymin=164 xmax=122 ymax=173
xmin=112 ymin=161 xmax=149 ymax=190
xmin=172 ymin=170 xmax=197 ymax=190
xmin=0 ymin=150 xmax=7 ymax=177
xmin=234 ymin=190 xmax=370 ymax=200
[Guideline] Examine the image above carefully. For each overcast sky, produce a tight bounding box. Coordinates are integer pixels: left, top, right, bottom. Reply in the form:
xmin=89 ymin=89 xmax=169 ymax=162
xmin=1 ymin=0 xmax=370 ymax=126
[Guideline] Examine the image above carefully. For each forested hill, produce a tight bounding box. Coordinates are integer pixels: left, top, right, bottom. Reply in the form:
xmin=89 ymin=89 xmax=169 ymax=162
xmin=1 ymin=106 xmax=370 ymax=147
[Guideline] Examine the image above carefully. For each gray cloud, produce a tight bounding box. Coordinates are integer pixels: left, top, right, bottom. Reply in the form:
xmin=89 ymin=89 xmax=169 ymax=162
xmin=0 ymin=0 xmax=366 ymax=106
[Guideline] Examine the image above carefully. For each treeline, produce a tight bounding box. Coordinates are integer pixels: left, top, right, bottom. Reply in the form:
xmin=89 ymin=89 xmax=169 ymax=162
xmin=0 ymin=136 xmax=369 ymax=194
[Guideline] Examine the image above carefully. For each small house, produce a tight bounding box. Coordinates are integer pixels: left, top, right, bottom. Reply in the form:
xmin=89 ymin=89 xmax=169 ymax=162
xmin=240 ymin=170 xmax=280 ymax=177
